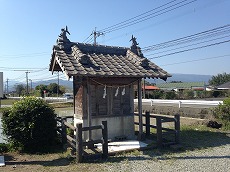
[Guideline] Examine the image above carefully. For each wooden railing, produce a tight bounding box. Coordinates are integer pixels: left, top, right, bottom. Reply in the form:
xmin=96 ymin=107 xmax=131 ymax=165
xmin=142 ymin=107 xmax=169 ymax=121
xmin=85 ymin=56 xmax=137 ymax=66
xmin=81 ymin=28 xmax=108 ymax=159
xmin=56 ymin=117 xmax=108 ymax=163
xmin=135 ymin=112 xmax=180 ymax=148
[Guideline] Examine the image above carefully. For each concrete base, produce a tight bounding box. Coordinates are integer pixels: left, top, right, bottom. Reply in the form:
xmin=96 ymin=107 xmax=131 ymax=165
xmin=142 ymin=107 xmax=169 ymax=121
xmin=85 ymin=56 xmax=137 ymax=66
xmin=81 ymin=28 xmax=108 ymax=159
xmin=0 ymin=156 xmax=5 ymax=167
xmin=74 ymin=115 xmax=135 ymax=141
xmin=96 ymin=140 xmax=148 ymax=153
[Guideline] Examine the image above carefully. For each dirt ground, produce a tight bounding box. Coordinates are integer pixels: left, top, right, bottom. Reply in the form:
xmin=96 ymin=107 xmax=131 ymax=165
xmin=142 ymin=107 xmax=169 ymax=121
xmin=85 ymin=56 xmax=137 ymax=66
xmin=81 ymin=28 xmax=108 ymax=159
xmin=0 ymin=117 xmax=209 ymax=172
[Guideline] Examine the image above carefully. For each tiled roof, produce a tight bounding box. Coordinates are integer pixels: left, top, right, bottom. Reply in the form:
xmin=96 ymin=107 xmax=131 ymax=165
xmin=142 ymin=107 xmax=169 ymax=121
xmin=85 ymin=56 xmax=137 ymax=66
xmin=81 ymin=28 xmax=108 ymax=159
xmin=217 ymin=81 xmax=230 ymax=89
xmin=143 ymin=85 xmax=159 ymax=90
xmin=49 ymin=41 xmax=171 ymax=80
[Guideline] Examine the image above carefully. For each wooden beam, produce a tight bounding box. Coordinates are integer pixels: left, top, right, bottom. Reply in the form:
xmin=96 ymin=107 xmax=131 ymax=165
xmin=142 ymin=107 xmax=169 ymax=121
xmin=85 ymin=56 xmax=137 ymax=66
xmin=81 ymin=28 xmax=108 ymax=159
xmin=137 ymin=78 xmax=144 ymax=140
xmin=87 ymin=77 xmax=92 ymax=141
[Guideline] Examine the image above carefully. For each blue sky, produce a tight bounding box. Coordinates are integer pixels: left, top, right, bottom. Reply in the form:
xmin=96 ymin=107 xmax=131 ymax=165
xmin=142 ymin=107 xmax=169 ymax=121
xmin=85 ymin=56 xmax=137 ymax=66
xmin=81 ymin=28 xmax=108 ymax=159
xmin=0 ymin=0 xmax=229 ymax=85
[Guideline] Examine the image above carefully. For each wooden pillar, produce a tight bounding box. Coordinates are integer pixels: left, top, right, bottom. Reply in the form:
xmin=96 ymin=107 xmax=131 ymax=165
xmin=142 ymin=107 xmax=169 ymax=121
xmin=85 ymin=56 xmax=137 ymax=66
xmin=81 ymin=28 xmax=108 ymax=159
xmin=145 ymin=111 xmax=150 ymax=136
xmin=87 ymin=77 xmax=92 ymax=141
xmin=174 ymin=114 xmax=180 ymax=144
xmin=143 ymin=78 xmax=145 ymax=99
xmin=102 ymin=121 xmax=108 ymax=159
xmin=73 ymin=77 xmax=76 ymax=115
xmin=76 ymin=123 xmax=83 ymax=163
xmin=61 ymin=117 xmax=67 ymax=145
xmin=156 ymin=116 xmax=163 ymax=148
xmin=137 ymin=78 xmax=144 ymax=140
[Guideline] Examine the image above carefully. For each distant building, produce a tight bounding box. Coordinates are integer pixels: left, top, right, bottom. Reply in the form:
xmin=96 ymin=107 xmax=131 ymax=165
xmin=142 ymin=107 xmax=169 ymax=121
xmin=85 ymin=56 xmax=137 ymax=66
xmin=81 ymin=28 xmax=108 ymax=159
xmin=156 ymin=82 xmax=206 ymax=92
xmin=216 ymin=81 xmax=230 ymax=90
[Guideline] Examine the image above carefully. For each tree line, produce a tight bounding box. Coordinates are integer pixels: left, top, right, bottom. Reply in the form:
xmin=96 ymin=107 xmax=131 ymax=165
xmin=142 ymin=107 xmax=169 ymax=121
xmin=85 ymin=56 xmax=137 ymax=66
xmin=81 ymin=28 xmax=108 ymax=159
xmin=13 ymin=83 xmax=66 ymax=97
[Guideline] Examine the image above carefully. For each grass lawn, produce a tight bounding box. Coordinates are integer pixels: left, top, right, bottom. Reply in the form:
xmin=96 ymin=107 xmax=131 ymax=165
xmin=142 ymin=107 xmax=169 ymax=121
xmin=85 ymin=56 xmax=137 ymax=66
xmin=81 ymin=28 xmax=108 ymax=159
xmin=1 ymin=124 xmax=229 ymax=172
xmin=0 ymin=99 xmax=18 ymax=105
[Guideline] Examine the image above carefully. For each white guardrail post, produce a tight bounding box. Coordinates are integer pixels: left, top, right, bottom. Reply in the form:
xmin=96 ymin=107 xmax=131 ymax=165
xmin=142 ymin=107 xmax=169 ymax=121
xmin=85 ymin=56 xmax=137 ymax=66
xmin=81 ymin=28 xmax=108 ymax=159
xmin=135 ymin=99 xmax=223 ymax=108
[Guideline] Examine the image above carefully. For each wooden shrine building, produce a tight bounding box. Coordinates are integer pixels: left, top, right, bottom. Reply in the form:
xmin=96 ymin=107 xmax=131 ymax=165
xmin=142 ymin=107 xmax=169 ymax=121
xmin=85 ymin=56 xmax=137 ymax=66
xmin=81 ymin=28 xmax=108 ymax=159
xmin=49 ymin=27 xmax=171 ymax=141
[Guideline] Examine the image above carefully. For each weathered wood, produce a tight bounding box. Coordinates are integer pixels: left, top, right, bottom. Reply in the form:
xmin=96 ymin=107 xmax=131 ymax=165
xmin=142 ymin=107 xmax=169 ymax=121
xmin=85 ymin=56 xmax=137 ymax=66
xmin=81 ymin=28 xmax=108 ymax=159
xmin=65 ymin=116 xmax=74 ymax=119
xmin=161 ymin=118 xmax=175 ymax=123
xmin=87 ymin=77 xmax=92 ymax=141
xmin=82 ymin=125 xmax=102 ymax=131
xmin=82 ymin=139 xmax=103 ymax=146
xmin=64 ymin=121 xmax=75 ymax=131
xmin=67 ymin=135 xmax=76 ymax=149
xmin=145 ymin=111 xmax=150 ymax=136
xmin=76 ymin=123 xmax=83 ymax=163
xmin=61 ymin=118 xmax=67 ymax=145
xmin=102 ymin=121 xmax=108 ymax=159
xmin=174 ymin=114 xmax=180 ymax=144
xmin=156 ymin=116 xmax=163 ymax=148
xmin=90 ymin=77 xmax=138 ymax=85
xmin=137 ymin=78 xmax=144 ymax=140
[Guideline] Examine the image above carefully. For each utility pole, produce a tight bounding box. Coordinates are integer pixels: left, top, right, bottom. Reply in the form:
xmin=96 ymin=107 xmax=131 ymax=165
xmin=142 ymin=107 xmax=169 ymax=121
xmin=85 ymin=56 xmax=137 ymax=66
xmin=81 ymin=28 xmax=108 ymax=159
xmin=6 ymin=78 xmax=9 ymax=94
xmin=26 ymin=71 xmax=29 ymax=95
xmin=29 ymin=79 xmax=32 ymax=93
xmin=14 ymin=70 xmax=31 ymax=95
xmin=93 ymin=28 xmax=104 ymax=45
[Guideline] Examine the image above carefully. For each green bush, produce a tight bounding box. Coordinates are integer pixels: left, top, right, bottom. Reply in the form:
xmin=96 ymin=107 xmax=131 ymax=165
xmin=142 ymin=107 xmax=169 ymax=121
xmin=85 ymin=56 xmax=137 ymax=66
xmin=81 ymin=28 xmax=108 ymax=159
xmin=212 ymin=97 xmax=230 ymax=130
xmin=163 ymin=91 xmax=177 ymax=99
xmin=0 ymin=143 xmax=9 ymax=153
xmin=2 ymin=97 xmax=58 ymax=152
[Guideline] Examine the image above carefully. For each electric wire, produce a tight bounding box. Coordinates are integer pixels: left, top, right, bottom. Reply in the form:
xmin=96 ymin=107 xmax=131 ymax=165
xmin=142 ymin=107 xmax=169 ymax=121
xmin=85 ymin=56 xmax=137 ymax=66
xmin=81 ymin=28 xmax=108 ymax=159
xmin=148 ymin=39 xmax=230 ymax=59
xmin=145 ymin=34 xmax=230 ymax=56
xmin=143 ymin=24 xmax=230 ymax=52
xmin=82 ymin=33 xmax=93 ymax=43
xmin=98 ymin=0 xmax=197 ymax=34
xmin=160 ymin=54 xmax=230 ymax=66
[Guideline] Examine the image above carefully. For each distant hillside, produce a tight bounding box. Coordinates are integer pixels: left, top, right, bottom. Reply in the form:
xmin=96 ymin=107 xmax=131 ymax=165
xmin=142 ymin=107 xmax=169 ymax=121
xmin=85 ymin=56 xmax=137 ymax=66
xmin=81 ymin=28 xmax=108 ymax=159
xmin=33 ymin=79 xmax=73 ymax=89
xmin=146 ymin=73 xmax=212 ymax=84
xmin=7 ymin=73 xmax=212 ymax=92
xmin=8 ymin=79 xmax=73 ymax=92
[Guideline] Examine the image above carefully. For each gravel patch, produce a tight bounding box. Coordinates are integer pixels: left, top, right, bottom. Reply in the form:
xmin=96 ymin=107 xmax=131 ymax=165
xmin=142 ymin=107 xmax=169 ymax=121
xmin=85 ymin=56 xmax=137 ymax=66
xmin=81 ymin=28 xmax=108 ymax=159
xmin=104 ymin=144 xmax=230 ymax=172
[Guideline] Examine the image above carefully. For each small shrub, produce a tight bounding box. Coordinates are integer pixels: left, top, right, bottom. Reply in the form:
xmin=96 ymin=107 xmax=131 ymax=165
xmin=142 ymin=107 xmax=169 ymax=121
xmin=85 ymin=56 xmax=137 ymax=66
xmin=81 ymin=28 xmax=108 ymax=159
xmin=2 ymin=96 xmax=58 ymax=152
xmin=0 ymin=143 xmax=9 ymax=153
xmin=163 ymin=91 xmax=177 ymax=99
xmin=212 ymin=97 xmax=230 ymax=130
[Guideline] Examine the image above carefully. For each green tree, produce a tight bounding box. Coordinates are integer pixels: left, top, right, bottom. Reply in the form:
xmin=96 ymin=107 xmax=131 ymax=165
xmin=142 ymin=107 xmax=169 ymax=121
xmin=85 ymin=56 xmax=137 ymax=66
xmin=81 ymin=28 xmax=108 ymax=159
xmin=14 ymin=84 xmax=25 ymax=96
xmin=47 ymin=83 xmax=65 ymax=95
xmin=35 ymin=84 xmax=48 ymax=97
xmin=47 ymin=83 xmax=59 ymax=94
xmin=213 ymin=97 xmax=230 ymax=130
xmin=2 ymin=97 xmax=57 ymax=152
xmin=209 ymin=72 xmax=230 ymax=86
xmin=183 ymin=90 xmax=194 ymax=99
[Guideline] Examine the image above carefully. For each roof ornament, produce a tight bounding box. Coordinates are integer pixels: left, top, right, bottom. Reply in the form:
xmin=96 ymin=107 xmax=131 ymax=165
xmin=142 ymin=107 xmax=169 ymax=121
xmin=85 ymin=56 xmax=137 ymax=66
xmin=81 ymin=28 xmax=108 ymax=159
xmin=130 ymin=35 xmax=144 ymax=58
xmin=130 ymin=35 xmax=138 ymax=47
xmin=59 ymin=26 xmax=70 ymax=41
xmin=56 ymin=26 xmax=71 ymax=49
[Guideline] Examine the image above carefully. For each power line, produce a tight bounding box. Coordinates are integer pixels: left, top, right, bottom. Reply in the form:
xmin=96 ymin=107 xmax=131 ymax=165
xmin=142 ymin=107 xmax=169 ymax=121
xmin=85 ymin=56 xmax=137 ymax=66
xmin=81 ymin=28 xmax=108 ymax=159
xmin=143 ymin=24 xmax=230 ymax=52
xmin=160 ymin=54 xmax=230 ymax=66
xmin=82 ymin=0 xmax=197 ymax=43
xmin=148 ymin=39 xmax=230 ymax=59
xmin=146 ymin=34 xmax=230 ymax=56
xmin=82 ymin=33 xmax=93 ymax=43
xmin=98 ymin=0 xmax=197 ymax=34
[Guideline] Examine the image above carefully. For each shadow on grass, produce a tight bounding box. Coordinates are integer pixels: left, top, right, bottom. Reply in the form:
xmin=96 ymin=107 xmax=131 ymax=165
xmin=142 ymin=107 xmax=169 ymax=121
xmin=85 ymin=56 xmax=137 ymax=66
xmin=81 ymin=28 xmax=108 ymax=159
xmin=5 ymin=156 xmax=72 ymax=167
xmin=3 ymin=126 xmax=230 ymax=165
xmin=104 ymin=126 xmax=230 ymax=163
xmin=3 ymin=145 xmax=73 ymax=167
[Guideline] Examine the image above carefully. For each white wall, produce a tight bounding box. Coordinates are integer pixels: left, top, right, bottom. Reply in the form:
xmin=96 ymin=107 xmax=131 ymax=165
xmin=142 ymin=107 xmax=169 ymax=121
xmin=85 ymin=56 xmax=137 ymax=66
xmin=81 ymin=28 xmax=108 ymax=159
xmin=0 ymin=72 xmax=3 ymax=98
xmin=75 ymin=115 xmax=135 ymax=141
